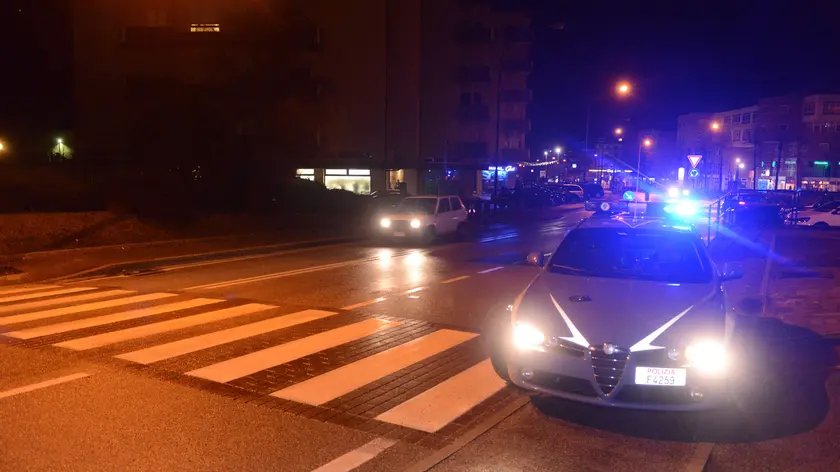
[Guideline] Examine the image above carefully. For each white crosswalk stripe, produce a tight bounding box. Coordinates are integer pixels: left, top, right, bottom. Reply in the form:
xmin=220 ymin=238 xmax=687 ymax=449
xmin=271 ymin=329 xmax=478 ymax=406
xmin=0 ymin=285 xmax=508 ymax=434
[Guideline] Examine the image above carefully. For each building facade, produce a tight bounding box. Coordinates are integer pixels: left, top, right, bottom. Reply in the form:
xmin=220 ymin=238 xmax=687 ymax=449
xmin=678 ymin=94 xmax=840 ymax=192
xmin=74 ymin=0 xmax=532 ymax=199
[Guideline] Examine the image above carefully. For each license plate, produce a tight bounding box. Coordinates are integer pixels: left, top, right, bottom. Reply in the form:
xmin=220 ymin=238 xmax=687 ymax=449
xmin=634 ymin=366 xmax=687 ymax=386
xmin=393 ymin=232 xmax=406 ymax=237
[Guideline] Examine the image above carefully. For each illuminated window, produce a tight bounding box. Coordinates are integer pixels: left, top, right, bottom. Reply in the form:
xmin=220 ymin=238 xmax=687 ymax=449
xmin=191 ymin=23 xmax=220 ymax=33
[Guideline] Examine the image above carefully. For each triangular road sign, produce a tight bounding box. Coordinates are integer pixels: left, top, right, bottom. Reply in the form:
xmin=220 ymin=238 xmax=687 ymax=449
xmin=688 ymin=155 xmax=702 ymax=169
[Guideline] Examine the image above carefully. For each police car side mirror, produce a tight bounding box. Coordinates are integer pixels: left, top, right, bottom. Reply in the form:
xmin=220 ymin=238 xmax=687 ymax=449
xmin=526 ymin=252 xmax=545 ymax=267
xmin=720 ymin=264 xmax=743 ymax=282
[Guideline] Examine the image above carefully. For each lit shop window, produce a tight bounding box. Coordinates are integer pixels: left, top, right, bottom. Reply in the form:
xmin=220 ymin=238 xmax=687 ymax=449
xmin=296 ymin=168 xmax=315 ymax=181
xmin=324 ymin=169 xmax=371 ymax=194
xmin=191 ymin=23 xmax=220 ymax=33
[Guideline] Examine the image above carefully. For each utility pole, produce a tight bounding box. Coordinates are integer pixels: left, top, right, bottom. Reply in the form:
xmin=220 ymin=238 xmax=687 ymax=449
xmin=774 ymin=141 xmax=782 ymax=190
xmin=383 ymin=0 xmax=390 ymax=179
xmin=717 ymin=146 xmax=724 ymax=193
xmin=493 ymin=44 xmax=504 ymax=196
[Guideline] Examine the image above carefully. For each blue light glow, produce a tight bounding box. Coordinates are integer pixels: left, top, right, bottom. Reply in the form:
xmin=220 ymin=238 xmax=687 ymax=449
xmin=663 ymin=201 xmax=697 ymax=217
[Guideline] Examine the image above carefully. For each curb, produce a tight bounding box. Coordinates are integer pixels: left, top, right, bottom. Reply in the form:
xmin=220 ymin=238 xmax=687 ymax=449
xmin=42 ymin=235 xmax=358 ymax=283
xmin=2 ymin=228 xmax=340 ymax=262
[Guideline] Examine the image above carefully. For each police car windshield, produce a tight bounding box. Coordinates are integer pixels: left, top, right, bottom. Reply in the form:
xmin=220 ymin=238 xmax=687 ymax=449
xmin=549 ymin=228 xmax=712 ymax=283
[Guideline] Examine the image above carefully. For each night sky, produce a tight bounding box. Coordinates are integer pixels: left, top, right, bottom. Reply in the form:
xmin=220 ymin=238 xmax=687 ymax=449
xmin=1 ymin=1 xmax=837 ymax=154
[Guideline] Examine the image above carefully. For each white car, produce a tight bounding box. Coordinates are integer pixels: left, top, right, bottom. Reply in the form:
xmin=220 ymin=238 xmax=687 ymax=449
xmin=378 ymin=195 xmax=468 ymax=244
xmin=562 ymin=184 xmax=585 ymax=201
xmin=796 ymin=201 xmax=840 ymax=228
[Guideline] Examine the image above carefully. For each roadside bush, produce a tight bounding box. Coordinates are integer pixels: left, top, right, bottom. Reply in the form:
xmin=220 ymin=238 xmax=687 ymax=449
xmin=0 ymin=166 xmax=104 ymax=213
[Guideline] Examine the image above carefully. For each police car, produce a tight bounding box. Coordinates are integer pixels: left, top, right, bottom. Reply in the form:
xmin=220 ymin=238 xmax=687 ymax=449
xmin=486 ymin=200 xmax=743 ymax=410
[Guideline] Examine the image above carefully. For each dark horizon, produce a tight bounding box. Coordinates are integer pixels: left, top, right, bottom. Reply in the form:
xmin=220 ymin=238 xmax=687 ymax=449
xmin=2 ymin=1 xmax=838 ymax=151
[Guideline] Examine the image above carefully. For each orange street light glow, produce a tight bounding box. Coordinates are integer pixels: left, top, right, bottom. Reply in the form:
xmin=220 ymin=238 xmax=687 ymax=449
xmin=617 ymin=82 xmax=631 ymax=95
xmin=710 ymin=122 xmax=721 ymax=131
xmin=643 ymin=138 xmax=653 ymax=147
xmin=614 ymin=127 xmax=623 ymax=135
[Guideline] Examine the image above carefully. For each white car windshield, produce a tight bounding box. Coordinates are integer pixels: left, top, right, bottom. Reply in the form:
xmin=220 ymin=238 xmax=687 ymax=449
xmin=397 ymin=198 xmax=437 ymax=214
xmin=548 ymin=228 xmax=712 ymax=283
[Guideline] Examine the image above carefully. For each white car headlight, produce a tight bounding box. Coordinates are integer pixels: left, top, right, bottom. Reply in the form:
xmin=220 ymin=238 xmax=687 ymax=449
xmin=380 ymin=218 xmax=391 ymax=228
xmin=410 ymin=218 xmax=421 ymax=229
xmin=667 ymin=187 xmax=679 ymax=198
xmin=685 ymin=340 xmax=727 ymax=374
xmin=513 ymin=322 xmax=545 ymax=350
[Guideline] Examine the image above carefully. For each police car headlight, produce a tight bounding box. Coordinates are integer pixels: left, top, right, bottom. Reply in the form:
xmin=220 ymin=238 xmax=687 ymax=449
xmin=685 ymin=340 xmax=727 ymax=374
xmin=380 ymin=218 xmax=391 ymax=228
xmin=513 ymin=322 xmax=545 ymax=350
xmin=410 ymin=218 xmax=421 ymax=229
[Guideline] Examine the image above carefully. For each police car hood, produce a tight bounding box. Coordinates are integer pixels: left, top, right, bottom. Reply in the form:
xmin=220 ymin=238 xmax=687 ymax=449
xmin=516 ymin=273 xmax=721 ymax=349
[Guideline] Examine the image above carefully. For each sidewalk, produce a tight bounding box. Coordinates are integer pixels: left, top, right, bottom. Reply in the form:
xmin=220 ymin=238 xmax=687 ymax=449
xmin=0 ymin=228 xmax=357 ymax=284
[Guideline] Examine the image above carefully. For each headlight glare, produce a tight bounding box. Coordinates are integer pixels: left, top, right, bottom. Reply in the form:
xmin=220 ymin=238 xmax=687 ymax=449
xmin=513 ymin=322 xmax=545 ymax=350
xmin=685 ymin=340 xmax=727 ymax=374
xmin=380 ymin=218 xmax=391 ymax=228
xmin=410 ymin=218 xmax=421 ymax=229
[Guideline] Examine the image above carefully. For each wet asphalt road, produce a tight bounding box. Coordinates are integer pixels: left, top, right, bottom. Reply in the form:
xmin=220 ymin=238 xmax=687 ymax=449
xmin=1 ymin=209 xmax=838 ymax=472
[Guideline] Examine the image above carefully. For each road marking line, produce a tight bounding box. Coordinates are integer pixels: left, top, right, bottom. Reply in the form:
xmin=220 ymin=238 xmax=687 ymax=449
xmin=441 ymin=275 xmax=470 ymax=284
xmin=54 ymin=303 xmax=276 ymax=351
xmin=376 ymin=359 xmax=507 ymax=433
xmin=685 ymin=443 xmax=715 ymax=472
xmin=0 ymin=287 xmax=97 ymax=304
xmin=478 ymin=266 xmax=504 ymax=274
xmin=185 ymin=257 xmax=385 ymax=291
xmin=187 ymin=317 xmax=398 ymax=383
xmin=0 ymin=289 xmax=135 ymax=315
xmin=0 ymin=372 xmax=91 ymax=400
xmin=311 ymin=438 xmax=396 ymax=472
xmin=404 ymin=287 xmax=425 ymax=295
xmin=116 ymin=309 xmax=338 ymax=365
xmin=4 ymin=298 xmax=223 ymax=340
xmin=272 ymin=329 xmax=478 ymax=406
xmin=0 ymin=285 xmax=58 ymax=296
xmin=341 ymin=297 xmax=387 ymax=311
xmin=0 ymin=293 xmax=176 ymax=326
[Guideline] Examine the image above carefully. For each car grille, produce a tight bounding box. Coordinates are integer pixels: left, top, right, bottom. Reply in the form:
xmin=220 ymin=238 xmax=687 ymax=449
xmin=590 ymin=345 xmax=629 ymax=395
xmin=391 ymin=220 xmax=410 ymax=232
xmin=530 ymin=371 xmax=598 ymax=397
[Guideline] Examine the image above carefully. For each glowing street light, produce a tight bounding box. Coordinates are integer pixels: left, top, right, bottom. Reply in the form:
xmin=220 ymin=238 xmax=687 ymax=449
xmin=735 ymin=157 xmax=741 ymax=163
xmin=614 ymin=127 xmax=623 ymax=136
xmin=616 ymin=82 xmax=631 ymax=96
xmin=738 ymin=163 xmax=745 ymax=169
xmin=554 ymin=146 xmax=562 ymax=154
xmin=642 ymin=138 xmax=653 ymax=147
xmin=710 ymin=121 xmax=721 ymax=131
xmin=0 ymin=141 xmax=4 ymax=151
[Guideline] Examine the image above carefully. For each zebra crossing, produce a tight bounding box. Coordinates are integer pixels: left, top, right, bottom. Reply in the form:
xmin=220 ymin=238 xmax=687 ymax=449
xmin=0 ymin=284 xmax=514 ymax=438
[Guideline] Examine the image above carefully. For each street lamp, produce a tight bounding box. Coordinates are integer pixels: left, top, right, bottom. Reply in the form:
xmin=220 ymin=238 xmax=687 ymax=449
xmin=710 ymin=121 xmax=720 ymax=131
xmin=636 ymin=138 xmax=653 ymax=193
xmin=616 ymin=82 xmax=631 ymax=96
xmin=585 ymin=81 xmax=633 ymax=177
xmin=614 ymin=128 xmax=623 ymax=136
xmin=554 ymin=146 xmax=562 ymax=154
xmin=0 ymin=141 xmax=4 ymax=152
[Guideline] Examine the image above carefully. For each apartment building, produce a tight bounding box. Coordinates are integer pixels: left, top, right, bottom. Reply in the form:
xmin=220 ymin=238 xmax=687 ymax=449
xmin=74 ymin=0 xmax=532 ymax=198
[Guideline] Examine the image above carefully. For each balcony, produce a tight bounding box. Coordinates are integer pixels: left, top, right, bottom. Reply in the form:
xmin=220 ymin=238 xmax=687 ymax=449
xmin=502 ymin=27 xmax=533 ymax=44
xmin=455 ymin=65 xmax=491 ymax=84
xmin=457 ymin=104 xmax=490 ymax=122
xmin=502 ymin=119 xmax=530 ymax=133
xmin=502 ymin=89 xmax=530 ymax=102
xmin=501 ymin=148 xmax=529 ymax=161
xmin=501 ymin=60 xmax=531 ymax=73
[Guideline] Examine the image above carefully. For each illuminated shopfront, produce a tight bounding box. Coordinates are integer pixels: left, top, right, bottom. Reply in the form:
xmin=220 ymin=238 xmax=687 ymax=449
xmin=295 ymin=168 xmax=315 ymax=181
xmin=324 ymin=169 xmax=371 ymax=194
